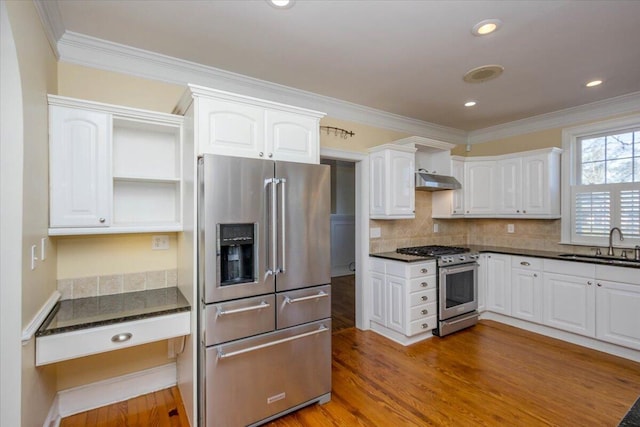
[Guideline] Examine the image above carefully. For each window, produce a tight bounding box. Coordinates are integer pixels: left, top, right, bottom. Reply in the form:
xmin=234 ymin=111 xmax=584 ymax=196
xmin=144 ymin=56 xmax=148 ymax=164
xmin=562 ymin=115 xmax=640 ymax=247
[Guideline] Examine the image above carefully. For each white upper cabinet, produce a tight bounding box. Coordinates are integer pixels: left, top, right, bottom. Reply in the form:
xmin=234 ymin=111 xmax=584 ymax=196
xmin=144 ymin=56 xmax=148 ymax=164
xmin=432 ymin=157 xmax=465 ymax=218
xmin=448 ymin=148 xmax=561 ymax=219
xmin=464 ymin=161 xmax=496 ymax=215
xmin=369 ymin=144 xmax=416 ymax=219
xmin=176 ymin=85 xmax=324 ymax=164
xmin=48 ymin=96 xmax=183 ymax=236
xmin=49 ymin=106 xmax=111 ymax=228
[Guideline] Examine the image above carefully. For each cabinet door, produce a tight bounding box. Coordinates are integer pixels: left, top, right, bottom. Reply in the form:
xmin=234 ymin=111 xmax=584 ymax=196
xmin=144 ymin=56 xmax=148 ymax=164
xmin=388 ymin=150 xmax=415 ymax=217
xmin=511 ymin=268 xmax=543 ymax=323
xmin=522 ymin=153 xmax=550 ymax=215
xmin=543 ymin=273 xmax=595 ymax=337
xmin=387 ymin=276 xmax=405 ymax=333
xmin=370 ymin=272 xmax=386 ymax=325
xmin=266 ymin=110 xmax=318 ymax=164
xmin=196 ymin=97 xmax=264 ymax=158
xmin=496 ymin=158 xmax=521 ymax=215
xmin=464 ymin=161 xmax=495 ymax=214
xmin=596 ymin=280 xmax=640 ymax=350
xmin=451 ymin=159 xmax=465 ymax=215
xmin=477 ymin=254 xmax=488 ymax=312
xmin=485 ymin=253 xmax=511 ymax=315
xmin=49 ymin=106 xmax=111 ymax=228
xmin=369 ymin=152 xmax=386 ymax=217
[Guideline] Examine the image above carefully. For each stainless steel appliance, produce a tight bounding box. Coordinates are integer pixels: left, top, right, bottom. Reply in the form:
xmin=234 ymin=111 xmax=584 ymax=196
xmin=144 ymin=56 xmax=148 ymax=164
xmin=199 ymin=154 xmax=331 ymax=427
xmin=396 ymin=245 xmax=479 ymax=337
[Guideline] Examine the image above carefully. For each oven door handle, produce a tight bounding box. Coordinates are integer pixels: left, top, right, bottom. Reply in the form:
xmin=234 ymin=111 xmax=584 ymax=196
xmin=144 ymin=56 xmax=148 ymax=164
xmin=217 ymin=324 xmax=328 ymax=360
xmin=439 ymin=262 xmax=479 ymax=274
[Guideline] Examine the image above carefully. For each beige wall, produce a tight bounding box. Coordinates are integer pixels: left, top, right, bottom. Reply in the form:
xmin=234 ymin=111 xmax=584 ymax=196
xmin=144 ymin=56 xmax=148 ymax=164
xmin=5 ymin=1 xmax=59 ymax=425
xmin=320 ymin=116 xmax=409 ymax=152
xmin=452 ymin=128 xmax=562 ymax=157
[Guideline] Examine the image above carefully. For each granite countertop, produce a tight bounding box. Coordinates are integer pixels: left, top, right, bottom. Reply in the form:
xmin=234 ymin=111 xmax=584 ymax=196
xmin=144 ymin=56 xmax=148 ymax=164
xmin=619 ymin=396 xmax=640 ymax=426
xmin=36 ymin=287 xmax=190 ymax=337
xmin=370 ymin=246 xmax=640 ymax=269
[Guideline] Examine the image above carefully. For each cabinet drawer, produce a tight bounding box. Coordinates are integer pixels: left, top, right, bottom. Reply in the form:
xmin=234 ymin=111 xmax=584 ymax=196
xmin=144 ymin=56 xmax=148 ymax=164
xmin=544 ymin=259 xmax=595 ymax=277
xmin=409 ymin=262 xmax=435 ymax=278
xmin=409 ymin=302 xmax=437 ymax=321
xmin=410 ymin=289 xmax=437 ymax=307
xmin=277 ymin=285 xmax=331 ymax=329
xmin=512 ymin=256 xmax=543 ymax=270
xmin=409 ymin=276 xmax=436 ymax=292
xmin=408 ymin=316 xmax=437 ymax=336
xmin=205 ymin=295 xmax=275 ymax=346
xmin=36 ymin=312 xmax=190 ymax=366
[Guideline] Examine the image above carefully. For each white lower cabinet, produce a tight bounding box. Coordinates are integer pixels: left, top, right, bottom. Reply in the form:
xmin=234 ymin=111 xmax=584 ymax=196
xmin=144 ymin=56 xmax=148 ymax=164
xmin=511 ymin=256 xmax=543 ymax=324
xmin=595 ymin=265 xmax=640 ymax=351
xmin=543 ymin=260 xmax=596 ymax=337
xmin=369 ymin=258 xmax=436 ymax=344
xmin=485 ymin=253 xmax=511 ymax=315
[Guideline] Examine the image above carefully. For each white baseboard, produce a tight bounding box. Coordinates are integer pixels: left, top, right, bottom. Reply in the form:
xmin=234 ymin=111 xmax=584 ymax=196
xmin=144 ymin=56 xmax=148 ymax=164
xmin=45 ymin=362 xmax=177 ymax=425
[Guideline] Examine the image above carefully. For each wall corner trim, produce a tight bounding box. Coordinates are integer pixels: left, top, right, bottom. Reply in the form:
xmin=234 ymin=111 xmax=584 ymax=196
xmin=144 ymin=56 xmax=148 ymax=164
xmin=22 ymin=290 xmax=61 ymax=345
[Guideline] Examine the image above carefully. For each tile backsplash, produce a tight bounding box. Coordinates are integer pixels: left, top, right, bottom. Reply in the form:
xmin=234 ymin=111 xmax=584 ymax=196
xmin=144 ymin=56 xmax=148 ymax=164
xmin=370 ymin=191 xmax=583 ymax=254
xmin=57 ymin=269 xmax=178 ymax=300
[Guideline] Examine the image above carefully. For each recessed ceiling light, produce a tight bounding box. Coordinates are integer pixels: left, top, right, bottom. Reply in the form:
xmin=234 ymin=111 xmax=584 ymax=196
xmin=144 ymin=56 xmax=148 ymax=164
xmin=464 ymin=101 xmax=477 ymax=107
xmin=472 ymin=19 xmax=502 ymax=36
xmin=267 ymin=0 xmax=295 ymax=9
xmin=586 ymin=79 xmax=603 ymax=88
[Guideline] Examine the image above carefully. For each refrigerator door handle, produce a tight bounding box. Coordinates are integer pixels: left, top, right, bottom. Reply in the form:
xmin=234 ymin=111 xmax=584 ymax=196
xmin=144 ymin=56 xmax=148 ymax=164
xmin=266 ymin=178 xmax=278 ymax=276
xmin=279 ymin=178 xmax=287 ymax=274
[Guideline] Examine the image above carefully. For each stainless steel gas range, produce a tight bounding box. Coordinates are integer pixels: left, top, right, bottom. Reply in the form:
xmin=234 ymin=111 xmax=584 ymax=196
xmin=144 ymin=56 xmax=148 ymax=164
xmin=396 ymin=245 xmax=480 ymax=337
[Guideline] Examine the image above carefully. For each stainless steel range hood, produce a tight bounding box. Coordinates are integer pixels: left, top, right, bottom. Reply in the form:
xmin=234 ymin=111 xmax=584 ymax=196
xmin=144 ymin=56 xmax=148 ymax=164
xmin=415 ymin=169 xmax=461 ymax=191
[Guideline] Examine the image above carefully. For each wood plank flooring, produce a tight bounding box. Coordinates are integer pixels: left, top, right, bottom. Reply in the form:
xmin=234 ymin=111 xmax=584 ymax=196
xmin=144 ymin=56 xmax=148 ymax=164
xmin=331 ymin=274 xmax=355 ymax=332
xmin=60 ymin=385 xmax=189 ymax=427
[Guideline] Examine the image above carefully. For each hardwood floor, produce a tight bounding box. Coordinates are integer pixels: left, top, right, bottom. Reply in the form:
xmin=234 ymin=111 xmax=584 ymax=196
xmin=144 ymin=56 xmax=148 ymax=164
xmin=331 ymin=274 xmax=355 ymax=332
xmin=60 ymin=385 xmax=189 ymax=427
xmin=267 ymin=321 xmax=640 ymax=426
xmin=61 ymin=320 xmax=640 ymax=427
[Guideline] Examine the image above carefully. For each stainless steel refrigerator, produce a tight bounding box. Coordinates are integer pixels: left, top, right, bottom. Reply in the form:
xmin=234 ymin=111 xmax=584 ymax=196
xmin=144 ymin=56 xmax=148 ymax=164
xmin=198 ymin=154 xmax=331 ymax=426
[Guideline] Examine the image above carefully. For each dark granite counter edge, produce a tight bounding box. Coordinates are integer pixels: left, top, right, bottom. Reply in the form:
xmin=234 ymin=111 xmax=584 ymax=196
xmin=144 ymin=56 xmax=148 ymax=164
xmin=619 ymin=395 xmax=640 ymax=426
xmin=370 ymin=246 xmax=640 ymax=269
xmin=36 ymin=305 xmax=190 ymax=337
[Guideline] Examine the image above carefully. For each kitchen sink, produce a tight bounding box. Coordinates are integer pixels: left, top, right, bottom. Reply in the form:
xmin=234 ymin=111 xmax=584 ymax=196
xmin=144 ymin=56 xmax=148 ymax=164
xmin=558 ymin=253 xmax=640 ymax=267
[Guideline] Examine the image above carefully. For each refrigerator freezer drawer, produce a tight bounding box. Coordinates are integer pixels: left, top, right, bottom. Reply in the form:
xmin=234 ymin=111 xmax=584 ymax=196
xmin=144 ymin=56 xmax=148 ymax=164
xmin=205 ymin=320 xmax=332 ymax=427
xmin=276 ymin=284 xmax=331 ymax=329
xmin=205 ymin=294 xmax=275 ymax=346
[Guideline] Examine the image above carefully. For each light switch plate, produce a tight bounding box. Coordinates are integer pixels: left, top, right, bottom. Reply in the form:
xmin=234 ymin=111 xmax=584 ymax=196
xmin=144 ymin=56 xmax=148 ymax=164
xmin=433 ymin=223 xmax=439 ymax=233
xmin=370 ymin=227 xmax=381 ymax=238
xmin=507 ymin=224 xmax=515 ymax=233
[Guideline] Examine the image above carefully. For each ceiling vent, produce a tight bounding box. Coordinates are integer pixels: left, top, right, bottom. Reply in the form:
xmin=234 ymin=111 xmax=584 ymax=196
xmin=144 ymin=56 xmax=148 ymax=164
xmin=463 ymin=65 xmax=504 ymax=83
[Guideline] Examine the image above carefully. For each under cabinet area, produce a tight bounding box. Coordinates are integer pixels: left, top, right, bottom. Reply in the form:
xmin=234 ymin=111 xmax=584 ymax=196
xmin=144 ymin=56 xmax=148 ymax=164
xmin=174 ymin=84 xmax=325 ymax=164
xmin=48 ymin=95 xmax=183 ymax=235
xmin=370 ymin=257 xmax=436 ymax=345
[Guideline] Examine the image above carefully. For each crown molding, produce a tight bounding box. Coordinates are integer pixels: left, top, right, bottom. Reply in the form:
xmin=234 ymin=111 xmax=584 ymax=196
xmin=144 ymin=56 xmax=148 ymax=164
xmin=56 ymin=31 xmax=467 ymax=145
xmin=467 ymin=91 xmax=640 ymax=144
xmin=32 ymin=0 xmax=64 ymax=58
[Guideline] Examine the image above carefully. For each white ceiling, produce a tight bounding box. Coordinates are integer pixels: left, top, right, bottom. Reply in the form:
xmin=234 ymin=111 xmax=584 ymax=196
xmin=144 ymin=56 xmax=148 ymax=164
xmin=46 ymin=0 xmax=640 ymax=132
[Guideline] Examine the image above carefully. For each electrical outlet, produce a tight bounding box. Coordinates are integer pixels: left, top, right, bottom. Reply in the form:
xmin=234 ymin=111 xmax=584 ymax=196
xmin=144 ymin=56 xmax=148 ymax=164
xmin=370 ymin=227 xmax=381 ymax=238
xmin=30 ymin=245 xmax=38 ymax=270
xmin=151 ymin=235 xmax=170 ymax=250
xmin=507 ymin=224 xmax=515 ymax=233
xmin=433 ymin=223 xmax=439 ymax=233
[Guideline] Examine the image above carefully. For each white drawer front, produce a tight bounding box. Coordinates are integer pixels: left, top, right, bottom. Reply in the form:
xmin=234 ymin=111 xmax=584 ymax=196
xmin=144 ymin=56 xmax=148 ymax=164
xmin=409 ymin=276 xmax=436 ymax=293
xmin=408 ymin=316 xmax=437 ymax=336
xmin=409 ymin=302 xmax=437 ymax=321
xmin=409 ymin=262 xmax=435 ymax=278
xmin=409 ymin=289 xmax=437 ymax=307
xmin=36 ymin=312 xmax=190 ymax=366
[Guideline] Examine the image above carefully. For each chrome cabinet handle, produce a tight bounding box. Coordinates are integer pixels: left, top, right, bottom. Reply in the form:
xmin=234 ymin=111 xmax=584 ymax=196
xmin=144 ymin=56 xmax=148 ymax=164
xmin=217 ymin=301 xmax=270 ymax=316
xmin=218 ymin=325 xmax=328 ymax=359
xmin=421 ymin=268 xmax=428 ymax=274
xmin=597 ymin=283 xmax=602 ymax=287
xmin=259 ymin=152 xmax=264 ymax=157
xmin=421 ymin=309 xmax=429 ymax=315
xmin=587 ymin=281 xmax=592 ymax=286
xmin=533 ymin=273 xmax=538 ymax=278
xmin=99 ymin=218 xmax=106 ymax=223
xmin=111 ymin=332 xmax=132 ymax=343
xmin=421 ymin=323 xmax=429 ymax=329
xmin=520 ymin=261 xmax=530 ymax=266
xmin=268 ymin=153 xmax=273 ymax=158
xmin=284 ymin=291 xmax=328 ymax=304
xmin=420 ymin=282 xmax=428 ymax=287
xmin=421 ymin=296 xmax=429 ymax=301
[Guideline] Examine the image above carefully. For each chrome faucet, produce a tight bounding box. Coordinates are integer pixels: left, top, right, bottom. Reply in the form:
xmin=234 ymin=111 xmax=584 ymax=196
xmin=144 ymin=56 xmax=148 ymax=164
xmin=608 ymin=227 xmax=624 ymax=256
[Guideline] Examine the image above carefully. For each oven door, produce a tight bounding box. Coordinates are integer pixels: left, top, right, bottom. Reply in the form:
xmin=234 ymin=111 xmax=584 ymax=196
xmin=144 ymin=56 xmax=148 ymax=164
xmin=438 ymin=262 xmax=478 ymax=321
